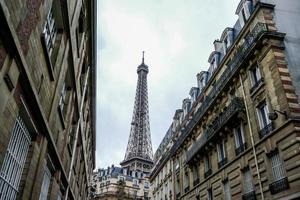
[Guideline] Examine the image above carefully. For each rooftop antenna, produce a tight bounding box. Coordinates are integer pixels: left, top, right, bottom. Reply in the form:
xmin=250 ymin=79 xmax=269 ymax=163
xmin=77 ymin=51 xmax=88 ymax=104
xmin=142 ymin=51 xmax=145 ymax=64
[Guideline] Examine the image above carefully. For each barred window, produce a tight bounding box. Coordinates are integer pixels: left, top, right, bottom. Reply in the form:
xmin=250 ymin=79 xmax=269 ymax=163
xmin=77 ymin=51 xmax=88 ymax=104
xmin=39 ymin=167 xmax=51 ymax=200
xmin=270 ymin=152 xmax=285 ymax=181
xmin=243 ymin=168 xmax=254 ymax=193
xmin=43 ymin=8 xmax=57 ymax=56
xmin=0 ymin=116 xmax=31 ymax=200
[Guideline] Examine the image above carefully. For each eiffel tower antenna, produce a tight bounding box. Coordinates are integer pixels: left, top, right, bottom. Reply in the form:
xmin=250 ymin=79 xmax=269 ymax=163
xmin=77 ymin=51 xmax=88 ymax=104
xmin=120 ymin=52 xmax=153 ymax=173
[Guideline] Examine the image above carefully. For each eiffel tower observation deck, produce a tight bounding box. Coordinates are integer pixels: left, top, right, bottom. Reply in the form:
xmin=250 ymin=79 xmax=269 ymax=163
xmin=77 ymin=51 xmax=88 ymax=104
xmin=120 ymin=52 xmax=154 ymax=174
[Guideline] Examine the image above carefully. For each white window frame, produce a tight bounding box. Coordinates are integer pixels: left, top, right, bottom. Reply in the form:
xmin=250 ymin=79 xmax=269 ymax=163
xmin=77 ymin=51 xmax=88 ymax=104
xmin=234 ymin=123 xmax=245 ymax=148
xmin=43 ymin=8 xmax=57 ymax=56
xmin=39 ymin=166 xmax=51 ymax=200
xmin=204 ymin=155 xmax=210 ymax=172
xmin=270 ymin=152 xmax=285 ymax=181
xmin=250 ymin=65 xmax=262 ymax=87
xmin=59 ymin=83 xmax=67 ymax=112
xmin=217 ymin=140 xmax=226 ymax=162
xmin=256 ymin=102 xmax=270 ymax=130
xmin=0 ymin=116 xmax=31 ymax=200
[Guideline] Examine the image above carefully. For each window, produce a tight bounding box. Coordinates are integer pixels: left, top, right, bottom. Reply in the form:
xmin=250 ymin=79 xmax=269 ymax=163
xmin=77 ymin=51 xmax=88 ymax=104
xmin=268 ymin=151 xmax=289 ymax=194
xmin=57 ymin=192 xmax=62 ymax=200
xmin=207 ymin=188 xmax=213 ymax=200
xmin=224 ymin=180 xmax=231 ymax=200
xmin=43 ymin=8 xmax=57 ymax=56
xmin=234 ymin=123 xmax=245 ymax=149
xmin=234 ymin=123 xmax=246 ymax=156
xmin=204 ymin=155 xmax=210 ymax=172
xmin=249 ymin=65 xmax=262 ymax=93
xmin=257 ymin=102 xmax=270 ymax=129
xmin=217 ymin=140 xmax=226 ymax=161
xmin=241 ymin=9 xmax=247 ymax=24
xmin=184 ymin=170 xmax=189 ymax=192
xmin=118 ymin=176 xmax=125 ymax=182
xmin=0 ymin=116 xmax=31 ymax=200
xmin=133 ymin=179 xmax=138 ymax=187
xmin=144 ymin=181 xmax=149 ymax=189
xmin=59 ymin=83 xmax=67 ymax=112
xmin=270 ymin=152 xmax=285 ymax=181
xmin=192 ymin=164 xmax=199 ymax=184
xmin=243 ymin=168 xmax=254 ymax=194
xmin=39 ymin=167 xmax=51 ymax=200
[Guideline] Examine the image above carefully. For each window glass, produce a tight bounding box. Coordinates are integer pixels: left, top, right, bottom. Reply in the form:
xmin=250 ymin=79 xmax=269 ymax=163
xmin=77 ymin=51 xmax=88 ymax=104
xmin=39 ymin=167 xmax=51 ymax=200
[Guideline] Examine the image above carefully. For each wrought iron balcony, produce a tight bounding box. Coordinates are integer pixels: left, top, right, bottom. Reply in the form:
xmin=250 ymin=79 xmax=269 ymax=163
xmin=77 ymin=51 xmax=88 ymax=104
xmin=184 ymin=186 xmax=190 ymax=193
xmin=170 ymin=23 xmax=267 ymax=159
xmin=259 ymin=122 xmax=274 ymax=139
xmin=193 ymin=178 xmax=200 ymax=186
xmin=242 ymin=191 xmax=256 ymax=200
xmin=235 ymin=143 xmax=247 ymax=156
xmin=186 ymin=97 xmax=245 ymax=163
xmin=218 ymin=157 xmax=228 ymax=168
xmin=269 ymin=177 xmax=289 ymax=194
xmin=250 ymin=78 xmax=264 ymax=94
xmin=204 ymin=169 xmax=212 ymax=178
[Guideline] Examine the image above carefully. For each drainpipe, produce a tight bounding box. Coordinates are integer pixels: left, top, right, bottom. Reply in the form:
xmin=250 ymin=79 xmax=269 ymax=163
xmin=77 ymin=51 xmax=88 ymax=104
xmin=64 ymin=66 xmax=90 ymax=200
xmin=239 ymin=74 xmax=264 ymax=200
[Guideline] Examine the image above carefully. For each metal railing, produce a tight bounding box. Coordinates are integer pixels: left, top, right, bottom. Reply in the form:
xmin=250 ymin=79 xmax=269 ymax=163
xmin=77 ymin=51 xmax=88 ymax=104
xmin=204 ymin=169 xmax=212 ymax=179
xmin=269 ymin=177 xmax=289 ymax=194
xmin=169 ymin=23 xmax=267 ymax=158
xmin=235 ymin=143 xmax=247 ymax=156
xmin=250 ymin=78 xmax=264 ymax=94
xmin=186 ymin=97 xmax=245 ymax=163
xmin=218 ymin=157 xmax=228 ymax=168
xmin=258 ymin=122 xmax=274 ymax=139
xmin=242 ymin=191 xmax=256 ymax=200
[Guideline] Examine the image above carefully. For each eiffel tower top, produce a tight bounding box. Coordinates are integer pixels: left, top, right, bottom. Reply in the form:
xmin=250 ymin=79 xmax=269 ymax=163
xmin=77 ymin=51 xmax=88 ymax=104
xmin=120 ymin=52 xmax=153 ymax=173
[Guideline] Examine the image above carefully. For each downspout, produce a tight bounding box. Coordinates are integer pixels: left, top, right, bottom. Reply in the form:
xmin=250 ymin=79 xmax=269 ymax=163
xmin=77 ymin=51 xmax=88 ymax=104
xmin=64 ymin=66 xmax=90 ymax=200
xmin=239 ymin=74 xmax=264 ymax=200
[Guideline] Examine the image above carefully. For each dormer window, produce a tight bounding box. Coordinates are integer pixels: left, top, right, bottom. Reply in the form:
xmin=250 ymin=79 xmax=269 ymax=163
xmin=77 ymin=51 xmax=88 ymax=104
xmin=237 ymin=0 xmax=253 ymax=27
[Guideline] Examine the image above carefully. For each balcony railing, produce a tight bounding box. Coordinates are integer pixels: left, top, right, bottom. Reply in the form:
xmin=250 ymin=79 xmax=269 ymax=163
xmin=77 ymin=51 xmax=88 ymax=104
xmin=250 ymin=78 xmax=264 ymax=94
xmin=170 ymin=22 xmax=267 ymax=160
xmin=218 ymin=157 xmax=228 ymax=168
xmin=259 ymin=122 xmax=274 ymax=139
xmin=193 ymin=178 xmax=200 ymax=186
xmin=269 ymin=177 xmax=289 ymax=194
xmin=184 ymin=186 xmax=190 ymax=193
xmin=204 ymin=169 xmax=212 ymax=178
xmin=186 ymin=97 xmax=245 ymax=163
xmin=176 ymin=192 xmax=181 ymax=199
xmin=235 ymin=143 xmax=247 ymax=156
xmin=242 ymin=191 xmax=256 ymax=200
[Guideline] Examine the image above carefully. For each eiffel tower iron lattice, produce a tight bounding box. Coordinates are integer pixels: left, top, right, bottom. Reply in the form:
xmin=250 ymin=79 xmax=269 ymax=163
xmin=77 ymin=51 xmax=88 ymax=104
xmin=120 ymin=52 xmax=153 ymax=173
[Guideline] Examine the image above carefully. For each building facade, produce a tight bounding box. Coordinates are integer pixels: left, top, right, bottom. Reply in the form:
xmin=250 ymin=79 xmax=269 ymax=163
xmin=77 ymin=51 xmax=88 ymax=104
xmin=91 ymin=166 xmax=150 ymax=200
xmin=150 ymin=0 xmax=300 ymax=199
xmin=0 ymin=0 xmax=96 ymax=199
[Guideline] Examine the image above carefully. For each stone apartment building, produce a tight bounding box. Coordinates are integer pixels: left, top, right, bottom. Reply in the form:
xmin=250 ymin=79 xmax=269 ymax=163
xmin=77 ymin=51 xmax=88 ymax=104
xmin=150 ymin=0 xmax=300 ymax=199
xmin=0 ymin=0 xmax=96 ymax=199
xmin=91 ymin=166 xmax=151 ymax=200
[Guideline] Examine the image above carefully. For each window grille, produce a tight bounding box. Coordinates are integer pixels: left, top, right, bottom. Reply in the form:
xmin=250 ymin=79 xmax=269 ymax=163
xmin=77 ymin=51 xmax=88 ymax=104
xmin=59 ymin=83 xmax=67 ymax=112
xmin=39 ymin=167 xmax=51 ymax=200
xmin=270 ymin=152 xmax=285 ymax=181
xmin=224 ymin=181 xmax=231 ymax=200
xmin=43 ymin=8 xmax=57 ymax=56
xmin=243 ymin=168 xmax=254 ymax=193
xmin=0 ymin=116 xmax=31 ymax=200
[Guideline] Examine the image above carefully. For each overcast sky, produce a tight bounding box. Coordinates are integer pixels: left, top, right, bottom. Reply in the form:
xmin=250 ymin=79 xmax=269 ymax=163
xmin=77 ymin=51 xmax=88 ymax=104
xmin=96 ymin=0 xmax=240 ymax=168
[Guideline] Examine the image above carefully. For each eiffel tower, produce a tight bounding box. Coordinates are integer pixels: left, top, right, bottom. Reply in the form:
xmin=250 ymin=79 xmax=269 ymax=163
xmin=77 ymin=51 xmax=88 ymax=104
xmin=120 ymin=52 xmax=153 ymax=174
